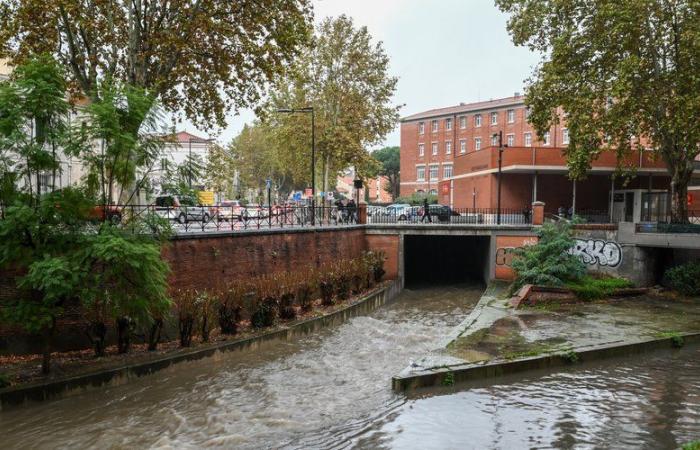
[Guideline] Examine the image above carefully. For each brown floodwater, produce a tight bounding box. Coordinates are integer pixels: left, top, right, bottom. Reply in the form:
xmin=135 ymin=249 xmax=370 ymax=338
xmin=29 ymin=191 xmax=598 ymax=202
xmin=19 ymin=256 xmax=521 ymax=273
xmin=2 ymin=285 xmax=699 ymax=449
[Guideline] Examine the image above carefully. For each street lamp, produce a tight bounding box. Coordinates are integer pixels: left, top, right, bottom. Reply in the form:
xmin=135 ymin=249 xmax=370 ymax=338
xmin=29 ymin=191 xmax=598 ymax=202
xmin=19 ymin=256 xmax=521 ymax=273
xmin=277 ymin=107 xmax=315 ymax=225
xmin=492 ymin=131 xmax=508 ymax=225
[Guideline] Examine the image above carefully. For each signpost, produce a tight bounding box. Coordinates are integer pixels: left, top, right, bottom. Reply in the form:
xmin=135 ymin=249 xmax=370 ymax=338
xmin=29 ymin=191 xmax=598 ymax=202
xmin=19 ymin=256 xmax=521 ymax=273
xmin=266 ymin=179 xmax=272 ymax=226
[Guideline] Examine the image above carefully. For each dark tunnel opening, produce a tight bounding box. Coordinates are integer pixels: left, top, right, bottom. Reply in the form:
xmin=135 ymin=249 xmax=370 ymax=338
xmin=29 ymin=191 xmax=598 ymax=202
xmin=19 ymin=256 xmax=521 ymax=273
xmin=404 ymin=235 xmax=491 ymax=287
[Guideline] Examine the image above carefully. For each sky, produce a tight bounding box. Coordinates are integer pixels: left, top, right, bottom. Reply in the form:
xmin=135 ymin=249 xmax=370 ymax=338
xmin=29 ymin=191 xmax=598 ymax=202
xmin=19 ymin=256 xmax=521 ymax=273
xmin=182 ymin=0 xmax=541 ymax=149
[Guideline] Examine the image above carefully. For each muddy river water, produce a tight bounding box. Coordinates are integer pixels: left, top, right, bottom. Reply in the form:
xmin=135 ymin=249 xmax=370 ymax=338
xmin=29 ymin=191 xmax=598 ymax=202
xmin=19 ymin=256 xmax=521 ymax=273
xmin=1 ymin=285 xmax=698 ymax=449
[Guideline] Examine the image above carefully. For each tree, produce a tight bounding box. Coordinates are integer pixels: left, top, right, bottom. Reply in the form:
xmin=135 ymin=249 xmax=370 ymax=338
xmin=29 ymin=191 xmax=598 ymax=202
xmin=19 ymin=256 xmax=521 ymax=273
xmin=510 ymin=221 xmax=586 ymax=293
xmin=372 ymin=146 xmax=400 ymax=198
xmin=0 ymin=0 xmax=313 ymax=130
xmin=205 ymin=143 xmax=236 ymax=200
xmin=263 ymin=15 xmax=400 ymax=195
xmin=0 ymin=55 xmax=71 ymax=204
xmin=496 ymin=0 xmax=700 ymax=222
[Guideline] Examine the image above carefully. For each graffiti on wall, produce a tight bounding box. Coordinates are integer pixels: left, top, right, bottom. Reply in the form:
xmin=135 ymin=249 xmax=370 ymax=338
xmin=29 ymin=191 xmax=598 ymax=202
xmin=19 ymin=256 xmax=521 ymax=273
xmin=568 ymin=239 xmax=622 ymax=267
xmin=494 ymin=236 xmax=538 ymax=280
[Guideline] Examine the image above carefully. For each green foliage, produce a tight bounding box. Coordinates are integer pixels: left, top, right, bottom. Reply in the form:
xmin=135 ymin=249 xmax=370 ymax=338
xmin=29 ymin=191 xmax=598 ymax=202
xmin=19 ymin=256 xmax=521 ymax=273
xmin=665 ymin=262 xmax=700 ymax=296
xmin=565 ymin=276 xmax=633 ymax=301
xmin=0 ymin=55 xmax=70 ymax=204
xmin=262 ymin=15 xmax=400 ymax=194
xmin=372 ymin=146 xmax=400 ymax=198
xmin=511 ymin=221 xmax=586 ymax=292
xmin=442 ymin=370 xmax=455 ymax=387
xmin=561 ymin=348 xmax=579 ymax=364
xmin=682 ymin=441 xmax=700 ymax=450
xmin=496 ymin=0 xmax=700 ymax=222
xmin=395 ymin=192 xmax=438 ymax=206
xmin=657 ymin=331 xmax=685 ymax=349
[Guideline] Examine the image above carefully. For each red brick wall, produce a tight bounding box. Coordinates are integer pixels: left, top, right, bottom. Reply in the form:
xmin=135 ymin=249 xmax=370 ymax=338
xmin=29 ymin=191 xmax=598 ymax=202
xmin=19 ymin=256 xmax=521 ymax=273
xmin=365 ymin=234 xmax=400 ymax=280
xmin=163 ymin=229 xmax=368 ymax=292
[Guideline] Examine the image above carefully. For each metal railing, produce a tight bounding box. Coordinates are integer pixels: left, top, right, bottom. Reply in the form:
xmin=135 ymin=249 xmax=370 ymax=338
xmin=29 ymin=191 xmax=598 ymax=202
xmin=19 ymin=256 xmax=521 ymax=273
xmin=636 ymin=210 xmax=700 ymax=234
xmin=0 ymin=204 xmax=360 ymax=234
xmin=367 ymin=207 xmax=532 ymax=225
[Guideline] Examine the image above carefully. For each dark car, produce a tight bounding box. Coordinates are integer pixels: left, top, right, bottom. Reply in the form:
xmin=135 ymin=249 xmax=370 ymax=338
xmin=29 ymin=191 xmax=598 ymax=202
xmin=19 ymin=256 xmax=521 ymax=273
xmin=419 ymin=204 xmax=460 ymax=222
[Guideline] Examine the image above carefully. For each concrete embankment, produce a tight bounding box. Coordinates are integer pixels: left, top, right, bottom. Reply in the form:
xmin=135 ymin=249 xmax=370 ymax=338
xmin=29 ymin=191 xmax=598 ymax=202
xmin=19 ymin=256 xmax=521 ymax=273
xmin=1 ymin=280 xmax=401 ymax=410
xmin=393 ymin=282 xmax=700 ymax=392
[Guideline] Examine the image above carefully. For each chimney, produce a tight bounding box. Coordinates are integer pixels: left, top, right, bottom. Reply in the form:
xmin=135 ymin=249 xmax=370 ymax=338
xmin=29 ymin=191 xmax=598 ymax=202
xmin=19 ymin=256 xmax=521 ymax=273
xmin=459 ymin=102 xmax=466 ymax=106
xmin=514 ymin=92 xmax=521 ymax=98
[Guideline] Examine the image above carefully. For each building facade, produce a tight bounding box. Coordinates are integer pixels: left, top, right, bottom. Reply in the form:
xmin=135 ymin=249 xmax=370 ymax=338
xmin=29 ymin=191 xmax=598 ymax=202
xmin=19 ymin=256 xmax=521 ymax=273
xmin=400 ymin=94 xmax=699 ymax=222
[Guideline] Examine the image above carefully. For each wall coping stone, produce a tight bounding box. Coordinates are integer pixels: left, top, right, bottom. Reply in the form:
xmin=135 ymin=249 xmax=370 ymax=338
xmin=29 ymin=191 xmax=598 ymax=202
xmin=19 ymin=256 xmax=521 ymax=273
xmin=170 ymin=224 xmax=366 ymax=240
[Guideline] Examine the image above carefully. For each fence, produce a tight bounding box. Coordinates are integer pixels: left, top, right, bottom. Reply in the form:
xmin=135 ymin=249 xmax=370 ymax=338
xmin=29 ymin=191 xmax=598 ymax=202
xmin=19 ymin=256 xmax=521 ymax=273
xmin=368 ymin=207 xmax=532 ymax=225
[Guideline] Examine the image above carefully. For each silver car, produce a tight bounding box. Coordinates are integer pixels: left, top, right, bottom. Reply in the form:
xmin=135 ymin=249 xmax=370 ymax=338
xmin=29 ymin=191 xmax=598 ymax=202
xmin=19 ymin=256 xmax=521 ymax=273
xmin=154 ymin=195 xmax=211 ymax=224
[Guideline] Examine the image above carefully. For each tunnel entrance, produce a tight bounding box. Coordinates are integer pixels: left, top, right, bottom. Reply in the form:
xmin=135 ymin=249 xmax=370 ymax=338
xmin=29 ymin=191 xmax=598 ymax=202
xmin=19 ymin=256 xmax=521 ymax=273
xmin=404 ymin=235 xmax=490 ymax=287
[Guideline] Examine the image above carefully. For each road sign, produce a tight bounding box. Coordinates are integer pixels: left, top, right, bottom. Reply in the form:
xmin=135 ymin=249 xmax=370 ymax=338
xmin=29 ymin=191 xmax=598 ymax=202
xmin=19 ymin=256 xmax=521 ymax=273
xmin=293 ymin=191 xmax=302 ymax=201
xmin=266 ymin=179 xmax=271 ymax=189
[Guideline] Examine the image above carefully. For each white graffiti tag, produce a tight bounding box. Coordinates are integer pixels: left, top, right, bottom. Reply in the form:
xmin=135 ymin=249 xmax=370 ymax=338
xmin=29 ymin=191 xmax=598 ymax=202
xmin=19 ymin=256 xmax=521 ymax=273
xmin=569 ymin=239 xmax=622 ymax=267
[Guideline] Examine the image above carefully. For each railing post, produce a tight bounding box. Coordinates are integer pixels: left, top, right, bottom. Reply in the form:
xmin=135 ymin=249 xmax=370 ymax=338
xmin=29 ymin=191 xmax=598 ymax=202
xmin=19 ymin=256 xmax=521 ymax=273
xmin=358 ymin=203 xmax=367 ymax=224
xmin=532 ymin=201 xmax=545 ymax=225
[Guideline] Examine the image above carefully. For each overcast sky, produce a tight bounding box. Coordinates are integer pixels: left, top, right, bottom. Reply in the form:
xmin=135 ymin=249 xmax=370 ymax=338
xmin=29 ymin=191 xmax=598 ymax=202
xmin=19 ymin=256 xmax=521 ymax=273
xmin=183 ymin=0 xmax=541 ymax=149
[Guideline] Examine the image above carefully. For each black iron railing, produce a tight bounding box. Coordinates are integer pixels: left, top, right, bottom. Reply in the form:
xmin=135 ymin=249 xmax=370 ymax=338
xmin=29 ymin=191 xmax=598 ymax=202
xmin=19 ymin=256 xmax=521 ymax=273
xmin=368 ymin=207 xmax=532 ymax=225
xmin=636 ymin=210 xmax=700 ymax=233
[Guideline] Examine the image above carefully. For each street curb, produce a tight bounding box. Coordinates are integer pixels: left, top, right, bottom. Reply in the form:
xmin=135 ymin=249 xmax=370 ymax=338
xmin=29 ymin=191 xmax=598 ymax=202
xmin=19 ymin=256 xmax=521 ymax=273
xmin=392 ymin=331 xmax=700 ymax=392
xmin=0 ymin=280 xmax=401 ymax=411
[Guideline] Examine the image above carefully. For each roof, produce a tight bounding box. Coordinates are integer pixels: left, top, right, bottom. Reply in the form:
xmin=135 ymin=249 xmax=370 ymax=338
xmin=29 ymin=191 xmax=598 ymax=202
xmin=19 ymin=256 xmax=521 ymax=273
xmin=401 ymin=94 xmax=526 ymax=122
xmin=171 ymin=131 xmax=212 ymax=144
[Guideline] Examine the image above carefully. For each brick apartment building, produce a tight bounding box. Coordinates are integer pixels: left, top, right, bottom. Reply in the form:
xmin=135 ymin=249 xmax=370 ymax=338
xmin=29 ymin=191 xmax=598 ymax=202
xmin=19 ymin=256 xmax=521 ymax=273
xmin=400 ymin=93 xmax=700 ymax=222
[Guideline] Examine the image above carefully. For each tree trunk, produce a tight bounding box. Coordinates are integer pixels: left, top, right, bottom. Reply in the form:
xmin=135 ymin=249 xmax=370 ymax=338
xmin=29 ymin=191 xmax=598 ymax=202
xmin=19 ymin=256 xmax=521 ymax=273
xmin=116 ymin=316 xmax=132 ymax=354
xmin=88 ymin=321 xmax=108 ymax=357
xmin=41 ymin=318 xmax=56 ymax=375
xmin=147 ymin=318 xmax=163 ymax=351
xmin=670 ymin=164 xmax=693 ymax=223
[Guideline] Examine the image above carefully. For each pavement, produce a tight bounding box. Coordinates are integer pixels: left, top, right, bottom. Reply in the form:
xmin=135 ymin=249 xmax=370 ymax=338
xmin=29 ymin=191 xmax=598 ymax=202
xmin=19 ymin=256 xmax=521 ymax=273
xmin=396 ymin=281 xmax=700 ymax=382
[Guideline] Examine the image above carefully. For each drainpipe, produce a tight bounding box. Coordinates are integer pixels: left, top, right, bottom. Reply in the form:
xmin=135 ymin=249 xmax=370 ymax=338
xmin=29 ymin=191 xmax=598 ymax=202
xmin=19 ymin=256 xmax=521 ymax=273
xmin=532 ymin=171 xmax=538 ymax=203
xmin=572 ymin=179 xmax=577 ymax=215
xmin=609 ymin=176 xmax=615 ymax=222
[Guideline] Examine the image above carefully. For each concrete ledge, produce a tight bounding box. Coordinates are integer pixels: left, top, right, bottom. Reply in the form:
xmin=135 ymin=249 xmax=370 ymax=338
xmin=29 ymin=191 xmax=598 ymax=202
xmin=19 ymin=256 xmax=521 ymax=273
xmin=171 ymin=224 xmax=366 ymax=240
xmin=392 ymin=332 xmax=700 ymax=392
xmin=0 ymin=280 xmax=401 ymax=411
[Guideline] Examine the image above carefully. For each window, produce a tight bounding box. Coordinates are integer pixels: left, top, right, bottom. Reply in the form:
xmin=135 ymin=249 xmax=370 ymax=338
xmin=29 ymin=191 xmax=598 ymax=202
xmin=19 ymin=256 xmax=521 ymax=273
xmin=562 ymin=128 xmax=569 ymax=145
xmin=418 ymin=143 xmax=424 ymax=156
xmin=445 ymin=141 xmax=452 ymax=155
xmin=417 ymin=166 xmax=425 ymax=181
xmin=507 ymin=109 xmax=515 ymax=123
xmin=524 ymin=132 xmax=532 ymax=147
xmin=418 ymin=122 xmax=425 ymax=135
xmin=429 ymin=164 xmax=439 ymax=181
xmin=506 ymin=134 xmax=514 ymax=147
xmin=431 ymin=120 xmax=438 ymax=132
xmin=490 ymin=112 xmax=498 ymax=125
xmin=491 ymin=134 xmax=498 ymax=146
xmin=429 ymin=189 xmax=438 ymax=196
xmin=525 ymin=107 xmax=531 ymax=119
xmin=443 ymin=164 xmax=453 ymax=178
xmin=474 ymin=114 xmax=482 ymax=127
xmin=445 ymin=118 xmax=452 ymax=130
xmin=460 ymin=139 xmax=466 ymax=154
xmin=543 ymin=131 xmax=551 ymax=146
xmin=459 ymin=115 xmax=466 ymax=129
xmin=431 ymin=142 xmax=438 ymax=155
xmin=474 ymin=137 xmax=482 ymax=150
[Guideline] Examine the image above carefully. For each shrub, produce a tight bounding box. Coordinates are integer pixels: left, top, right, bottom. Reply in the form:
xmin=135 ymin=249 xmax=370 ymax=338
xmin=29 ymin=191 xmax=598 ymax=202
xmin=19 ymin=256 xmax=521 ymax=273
xmin=665 ymin=261 xmax=700 ymax=296
xmin=218 ymin=285 xmax=244 ymax=335
xmin=197 ymin=291 xmax=217 ymax=343
xmin=295 ymin=270 xmax=315 ymax=312
xmin=565 ymin=276 xmax=633 ymax=301
xmin=511 ymin=221 xmax=586 ymax=292
xmin=319 ymin=272 xmax=336 ymax=306
xmin=278 ymin=273 xmax=297 ymax=320
xmin=251 ymin=277 xmax=278 ymax=328
xmin=173 ymin=289 xmax=198 ymax=347
xmin=364 ymin=251 xmax=386 ymax=283
xmin=682 ymin=441 xmax=700 ymax=450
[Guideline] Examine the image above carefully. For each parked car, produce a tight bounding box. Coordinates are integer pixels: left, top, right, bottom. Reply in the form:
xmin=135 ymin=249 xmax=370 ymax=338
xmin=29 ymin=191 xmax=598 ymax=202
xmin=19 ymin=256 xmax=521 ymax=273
xmin=243 ymin=203 xmax=269 ymax=220
xmin=419 ymin=204 xmax=461 ymax=222
xmin=367 ymin=205 xmax=385 ymax=217
xmin=384 ymin=203 xmax=413 ymax=220
xmin=88 ymin=204 xmax=123 ymax=224
xmin=154 ymin=195 xmax=210 ymax=224
xmin=214 ymin=200 xmax=246 ymax=221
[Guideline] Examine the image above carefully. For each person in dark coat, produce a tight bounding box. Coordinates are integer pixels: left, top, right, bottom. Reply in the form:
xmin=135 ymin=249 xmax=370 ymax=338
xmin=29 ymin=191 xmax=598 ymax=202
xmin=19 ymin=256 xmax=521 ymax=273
xmin=347 ymin=199 xmax=357 ymax=223
xmin=421 ymin=198 xmax=432 ymax=223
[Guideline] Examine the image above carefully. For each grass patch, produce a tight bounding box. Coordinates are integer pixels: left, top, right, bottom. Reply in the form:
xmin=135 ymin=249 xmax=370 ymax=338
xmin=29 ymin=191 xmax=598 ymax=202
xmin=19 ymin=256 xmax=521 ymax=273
xmin=682 ymin=441 xmax=700 ymax=450
xmin=565 ymin=276 xmax=633 ymax=301
xmin=656 ymin=331 xmax=685 ymax=348
xmin=442 ymin=370 xmax=455 ymax=386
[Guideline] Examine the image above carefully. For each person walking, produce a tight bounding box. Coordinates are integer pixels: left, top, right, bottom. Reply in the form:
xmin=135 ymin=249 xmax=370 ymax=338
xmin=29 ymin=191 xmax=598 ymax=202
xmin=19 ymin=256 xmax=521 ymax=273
xmin=420 ymin=198 xmax=432 ymax=223
xmin=347 ymin=199 xmax=357 ymax=223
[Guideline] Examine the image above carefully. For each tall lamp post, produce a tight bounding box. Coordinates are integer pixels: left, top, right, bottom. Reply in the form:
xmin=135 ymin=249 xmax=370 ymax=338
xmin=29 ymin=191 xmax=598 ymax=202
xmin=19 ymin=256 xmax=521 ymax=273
xmin=492 ymin=131 xmax=508 ymax=225
xmin=277 ymin=107 xmax=315 ymax=225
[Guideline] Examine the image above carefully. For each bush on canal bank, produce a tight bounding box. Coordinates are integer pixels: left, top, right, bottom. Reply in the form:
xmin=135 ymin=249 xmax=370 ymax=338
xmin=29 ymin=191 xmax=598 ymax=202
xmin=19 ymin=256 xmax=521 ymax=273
xmin=665 ymin=261 xmax=700 ymax=296
xmin=510 ymin=221 xmax=586 ymax=293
